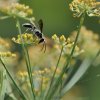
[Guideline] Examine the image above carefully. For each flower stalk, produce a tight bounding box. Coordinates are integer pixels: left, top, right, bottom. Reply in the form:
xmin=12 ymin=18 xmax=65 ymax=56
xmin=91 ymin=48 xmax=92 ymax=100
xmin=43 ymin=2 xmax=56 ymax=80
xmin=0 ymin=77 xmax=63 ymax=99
xmin=0 ymin=58 xmax=27 ymax=100
xmin=45 ymin=46 xmax=64 ymax=100
xmin=16 ymin=19 xmax=36 ymax=100
xmin=45 ymin=12 xmax=85 ymax=100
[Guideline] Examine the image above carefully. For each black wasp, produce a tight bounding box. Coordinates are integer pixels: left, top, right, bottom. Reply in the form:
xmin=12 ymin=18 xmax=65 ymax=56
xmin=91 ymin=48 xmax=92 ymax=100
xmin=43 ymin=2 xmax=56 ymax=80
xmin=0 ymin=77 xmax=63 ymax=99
xmin=22 ymin=19 xmax=46 ymax=52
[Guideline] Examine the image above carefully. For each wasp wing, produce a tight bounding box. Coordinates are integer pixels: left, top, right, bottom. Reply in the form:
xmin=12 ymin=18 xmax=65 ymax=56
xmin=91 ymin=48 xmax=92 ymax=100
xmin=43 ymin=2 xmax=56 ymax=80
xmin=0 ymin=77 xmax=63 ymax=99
xmin=38 ymin=19 xmax=43 ymax=32
xmin=22 ymin=23 xmax=32 ymax=28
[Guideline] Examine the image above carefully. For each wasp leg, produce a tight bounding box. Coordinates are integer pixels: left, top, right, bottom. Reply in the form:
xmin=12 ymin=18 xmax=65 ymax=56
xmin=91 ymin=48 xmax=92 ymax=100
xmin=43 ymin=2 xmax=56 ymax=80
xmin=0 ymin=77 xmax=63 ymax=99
xmin=39 ymin=39 xmax=46 ymax=53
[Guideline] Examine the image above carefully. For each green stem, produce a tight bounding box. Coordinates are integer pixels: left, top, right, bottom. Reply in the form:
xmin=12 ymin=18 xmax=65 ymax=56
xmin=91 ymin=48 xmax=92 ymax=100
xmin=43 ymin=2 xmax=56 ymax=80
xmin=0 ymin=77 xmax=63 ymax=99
xmin=64 ymin=13 xmax=85 ymax=72
xmin=16 ymin=19 xmax=36 ymax=100
xmin=93 ymin=49 xmax=100 ymax=63
xmin=60 ymin=49 xmax=100 ymax=97
xmin=46 ymin=13 xmax=85 ymax=100
xmin=44 ymin=46 xmax=63 ymax=100
xmin=25 ymin=46 xmax=36 ymax=98
xmin=50 ymin=46 xmax=64 ymax=87
xmin=0 ymin=58 xmax=27 ymax=100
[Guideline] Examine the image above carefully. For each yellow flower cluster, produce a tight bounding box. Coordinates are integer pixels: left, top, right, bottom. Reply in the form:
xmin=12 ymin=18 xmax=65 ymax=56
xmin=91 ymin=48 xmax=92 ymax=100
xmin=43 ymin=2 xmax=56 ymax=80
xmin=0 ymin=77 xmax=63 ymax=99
xmin=17 ymin=67 xmax=61 ymax=78
xmin=0 ymin=37 xmax=16 ymax=58
xmin=0 ymin=0 xmax=17 ymax=8
xmin=52 ymin=34 xmax=84 ymax=57
xmin=0 ymin=51 xmax=16 ymax=57
xmin=12 ymin=33 xmax=39 ymax=45
xmin=0 ymin=3 xmax=34 ymax=19
xmin=69 ymin=0 xmax=100 ymax=17
xmin=70 ymin=26 xmax=100 ymax=57
xmin=17 ymin=67 xmax=63 ymax=95
xmin=52 ymin=34 xmax=72 ymax=47
xmin=0 ymin=37 xmax=10 ymax=49
xmin=17 ymin=69 xmax=48 ymax=94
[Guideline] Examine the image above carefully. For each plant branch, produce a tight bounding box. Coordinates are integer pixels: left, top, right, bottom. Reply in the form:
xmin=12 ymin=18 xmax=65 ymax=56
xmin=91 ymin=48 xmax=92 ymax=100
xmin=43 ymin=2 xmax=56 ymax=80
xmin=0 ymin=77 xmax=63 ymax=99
xmin=46 ymin=13 xmax=85 ymax=100
xmin=0 ymin=58 xmax=27 ymax=100
xmin=44 ymin=46 xmax=64 ymax=100
xmin=16 ymin=19 xmax=36 ymax=100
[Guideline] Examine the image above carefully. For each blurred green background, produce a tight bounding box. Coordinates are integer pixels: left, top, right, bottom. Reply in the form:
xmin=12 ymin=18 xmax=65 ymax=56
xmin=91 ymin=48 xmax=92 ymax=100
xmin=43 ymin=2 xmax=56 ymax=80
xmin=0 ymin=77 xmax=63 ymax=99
xmin=0 ymin=0 xmax=100 ymax=100
xmin=0 ymin=0 xmax=100 ymax=38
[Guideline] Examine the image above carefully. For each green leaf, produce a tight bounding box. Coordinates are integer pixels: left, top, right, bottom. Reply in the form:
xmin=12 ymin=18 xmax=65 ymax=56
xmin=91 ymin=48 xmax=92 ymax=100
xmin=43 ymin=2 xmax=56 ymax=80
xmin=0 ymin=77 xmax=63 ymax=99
xmin=0 ymin=70 xmax=3 ymax=94
xmin=4 ymin=93 xmax=14 ymax=100
xmin=61 ymin=58 xmax=94 ymax=96
xmin=0 ymin=70 xmax=7 ymax=100
xmin=61 ymin=49 xmax=100 ymax=97
xmin=0 ymin=70 xmax=17 ymax=100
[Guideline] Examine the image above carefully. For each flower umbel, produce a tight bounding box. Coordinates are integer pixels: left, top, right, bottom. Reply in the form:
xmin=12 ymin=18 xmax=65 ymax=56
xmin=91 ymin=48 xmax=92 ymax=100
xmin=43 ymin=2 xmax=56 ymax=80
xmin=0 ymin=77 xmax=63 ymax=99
xmin=0 ymin=37 xmax=16 ymax=57
xmin=12 ymin=33 xmax=39 ymax=45
xmin=0 ymin=3 xmax=34 ymax=20
xmin=70 ymin=26 xmax=100 ymax=57
xmin=52 ymin=34 xmax=84 ymax=57
xmin=0 ymin=0 xmax=17 ymax=8
xmin=16 ymin=67 xmax=63 ymax=96
xmin=69 ymin=0 xmax=100 ymax=17
xmin=0 ymin=51 xmax=16 ymax=57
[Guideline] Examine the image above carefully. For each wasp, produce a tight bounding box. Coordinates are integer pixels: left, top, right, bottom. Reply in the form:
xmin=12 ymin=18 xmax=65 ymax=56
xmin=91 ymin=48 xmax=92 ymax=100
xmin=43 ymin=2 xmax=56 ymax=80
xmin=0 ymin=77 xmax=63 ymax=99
xmin=22 ymin=19 xmax=46 ymax=52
